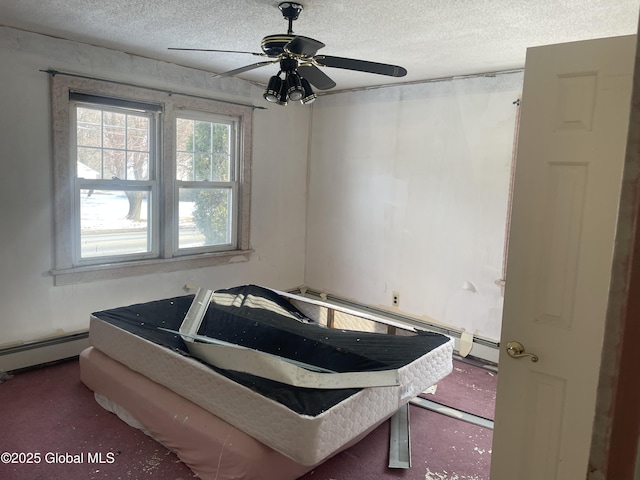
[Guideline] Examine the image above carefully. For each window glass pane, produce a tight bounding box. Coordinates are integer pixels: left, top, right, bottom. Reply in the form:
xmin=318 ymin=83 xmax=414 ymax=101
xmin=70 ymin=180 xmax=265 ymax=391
xmin=103 ymin=150 xmax=125 ymax=179
xmin=212 ymin=123 xmax=231 ymax=153
xmin=77 ymin=148 xmax=102 ymax=178
xmin=80 ymin=189 xmax=150 ymax=258
xmin=178 ymin=188 xmax=232 ymax=249
xmin=195 ymin=153 xmax=210 ymax=181
xmin=195 ymin=120 xmax=212 ymax=154
xmin=212 ymin=153 xmax=230 ymax=181
xmin=176 ymin=152 xmax=194 ymax=181
xmin=77 ymin=108 xmax=102 ymax=147
xmin=127 ymin=115 xmax=149 ymax=152
xmin=176 ymin=118 xmax=194 ymax=151
xmin=103 ymin=111 xmax=126 ymax=149
xmin=75 ymin=105 xmax=152 ymax=181
xmin=176 ymin=117 xmax=232 ymax=182
xmin=127 ymin=152 xmax=149 ymax=180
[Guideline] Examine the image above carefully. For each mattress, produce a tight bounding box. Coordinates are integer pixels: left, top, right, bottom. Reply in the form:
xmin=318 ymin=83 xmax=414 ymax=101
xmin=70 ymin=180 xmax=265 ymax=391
xmin=89 ymin=285 xmax=454 ymax=465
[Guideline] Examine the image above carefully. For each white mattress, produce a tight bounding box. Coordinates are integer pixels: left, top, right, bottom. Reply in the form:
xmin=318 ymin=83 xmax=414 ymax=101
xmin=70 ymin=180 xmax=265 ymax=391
xmin=89 ymin=315 xmax=453 ymax=466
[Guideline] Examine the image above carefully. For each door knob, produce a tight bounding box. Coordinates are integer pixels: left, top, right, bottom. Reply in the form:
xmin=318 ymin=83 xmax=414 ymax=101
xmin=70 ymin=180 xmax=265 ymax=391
xmin=506 ymin=341 xmax=539 ymax=363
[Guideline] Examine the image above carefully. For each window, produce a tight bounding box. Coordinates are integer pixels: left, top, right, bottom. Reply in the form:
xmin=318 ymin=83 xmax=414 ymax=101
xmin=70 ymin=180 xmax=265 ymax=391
xmin=175 ymin=114 xmax=237 ymax=252
xmin=73 ymin=95 xmax=160 ymax=263
xmin=51 ymin=76 xmax=253 ymax=285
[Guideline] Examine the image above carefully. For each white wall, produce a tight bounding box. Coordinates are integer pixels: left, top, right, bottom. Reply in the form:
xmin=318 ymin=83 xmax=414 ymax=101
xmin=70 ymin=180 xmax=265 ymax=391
xmin=0 ymin=28 xmax=309 ymax=348
xmin=0 ymin=26 xmax=523 ymax=350
xmin=304 ymin=73 xmax=523 ymax=341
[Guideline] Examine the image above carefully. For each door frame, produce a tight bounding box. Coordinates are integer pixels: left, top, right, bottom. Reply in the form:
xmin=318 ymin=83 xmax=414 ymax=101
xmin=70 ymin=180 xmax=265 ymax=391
xmin=588 ymin=33 xmax=640 ymax=479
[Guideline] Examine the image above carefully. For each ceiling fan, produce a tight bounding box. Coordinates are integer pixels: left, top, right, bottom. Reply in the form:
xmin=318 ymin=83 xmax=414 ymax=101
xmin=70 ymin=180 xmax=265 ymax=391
xmin=169 ymin=2 xmax=408 ymax=105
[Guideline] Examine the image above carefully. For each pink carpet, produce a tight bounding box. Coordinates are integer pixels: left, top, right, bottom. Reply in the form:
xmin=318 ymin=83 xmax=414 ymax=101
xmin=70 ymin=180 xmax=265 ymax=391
xmin=0 ymin=359 xmax=196 ymax=480
xmin=299 ymin=405 xmax=492 ymax=480
xmin=421 ymin=359 xmax=497 ymax=420
xmin=1 ymin=358 xmax=494 ymax=480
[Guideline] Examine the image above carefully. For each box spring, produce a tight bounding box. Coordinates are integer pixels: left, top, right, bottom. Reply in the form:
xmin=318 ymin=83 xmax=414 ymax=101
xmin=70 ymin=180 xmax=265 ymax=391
xmin=79 ymin=346 xmax=311 ymax=480
xmin=88 ymin=285 xmax=454 ymax=466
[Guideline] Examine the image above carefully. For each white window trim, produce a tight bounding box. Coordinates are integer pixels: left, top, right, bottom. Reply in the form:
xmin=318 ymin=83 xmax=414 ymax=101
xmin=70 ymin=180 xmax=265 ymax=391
xmin=49 ymin=75 xmax=253 ymax=286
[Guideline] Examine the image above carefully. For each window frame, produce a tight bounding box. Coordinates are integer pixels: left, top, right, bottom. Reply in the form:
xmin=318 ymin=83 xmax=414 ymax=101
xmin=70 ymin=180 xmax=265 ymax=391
xmin=71 ymin=97 xmax=161 ymax=265
xmin=50 ymin=76 xmax=253 ymax=286
xmin=174 ymin=110 xmax=239 ymax=255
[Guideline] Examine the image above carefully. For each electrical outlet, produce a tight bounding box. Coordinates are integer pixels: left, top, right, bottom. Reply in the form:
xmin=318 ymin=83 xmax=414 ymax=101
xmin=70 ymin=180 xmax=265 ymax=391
xmin=392 ymin=292 xmax=400 ymax=307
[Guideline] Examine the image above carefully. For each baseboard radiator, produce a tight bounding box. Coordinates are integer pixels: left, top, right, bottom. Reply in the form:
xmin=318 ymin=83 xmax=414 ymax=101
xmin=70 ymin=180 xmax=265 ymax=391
xmin=0 ymin=332 xmax=90 ymax=373
xmin=288 ymin=287 xmax=500 ymax=365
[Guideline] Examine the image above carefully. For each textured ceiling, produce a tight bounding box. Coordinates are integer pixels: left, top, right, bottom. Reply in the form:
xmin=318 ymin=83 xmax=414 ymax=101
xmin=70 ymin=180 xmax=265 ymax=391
xmin=1 ymin=0 xmax=639 ymax=92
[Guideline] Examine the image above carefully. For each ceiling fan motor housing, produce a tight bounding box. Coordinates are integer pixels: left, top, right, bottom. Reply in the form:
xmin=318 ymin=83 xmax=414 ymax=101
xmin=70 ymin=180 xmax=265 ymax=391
xmin=262 ymin=2 xmax=304 ymax=54
xmin=261 ymin=34 xmax=295 ymax=56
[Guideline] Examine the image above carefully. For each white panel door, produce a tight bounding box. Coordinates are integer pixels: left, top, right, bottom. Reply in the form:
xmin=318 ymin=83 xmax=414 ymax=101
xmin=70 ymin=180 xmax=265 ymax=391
xmin=491 ymin=36 xmax=636 ymax=480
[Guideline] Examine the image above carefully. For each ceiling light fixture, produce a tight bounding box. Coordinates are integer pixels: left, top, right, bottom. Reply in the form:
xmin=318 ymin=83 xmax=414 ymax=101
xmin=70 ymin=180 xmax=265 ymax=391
xmin=276 ymin=78 xmax=289 ymax=105
xmin=263 ymin=57 xmax=316 ymax=106
xmin=263 ymin=75 xmax=283 ymax=103
xmin=286 ymin=71 xmax=304 ymax=101
xmin=300 ymin=77 xmax=317 ymax=104
xmin=171 ymin=2 xmax=407 ymax=106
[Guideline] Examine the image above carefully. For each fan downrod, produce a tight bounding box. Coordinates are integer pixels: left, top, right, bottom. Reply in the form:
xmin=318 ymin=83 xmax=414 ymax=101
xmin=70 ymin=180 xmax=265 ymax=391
xmin=279 ymin=2 xmax=303 ymax=35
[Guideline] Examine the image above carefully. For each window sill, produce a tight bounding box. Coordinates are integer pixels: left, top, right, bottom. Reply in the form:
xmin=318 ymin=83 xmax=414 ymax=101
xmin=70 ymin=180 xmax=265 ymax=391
xmin=50 ymin=250 xmax=253 ymax=286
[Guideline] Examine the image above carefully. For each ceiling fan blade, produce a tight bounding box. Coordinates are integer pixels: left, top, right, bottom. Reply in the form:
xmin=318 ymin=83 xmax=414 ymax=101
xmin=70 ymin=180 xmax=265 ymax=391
xmin=215 ymin=59 xmax=280 ymax=78
xmin=168 ymin=47 xmax=268 ymax=57
xmin=297 ymin=64 xmax=336 ymax=90
xmin=315 ymin=56 xmax=407 ymax=77
xmin=284 ymin=36 xmax=325 ymax=57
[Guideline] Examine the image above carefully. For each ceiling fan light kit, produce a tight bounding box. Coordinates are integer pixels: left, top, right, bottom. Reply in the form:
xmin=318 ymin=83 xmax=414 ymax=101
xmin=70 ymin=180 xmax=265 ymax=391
xmin=264 ymin=75 xmax=282 ymax=103
xmin=286 ymin=71 xmax=304 ymax=101
xmin=169 ymin=2 xmax=407 ymax=106
xmin=299 ymin=77 xmax=317 ymax=104
xmin=276 ymin=80 xmax=289 ymax=106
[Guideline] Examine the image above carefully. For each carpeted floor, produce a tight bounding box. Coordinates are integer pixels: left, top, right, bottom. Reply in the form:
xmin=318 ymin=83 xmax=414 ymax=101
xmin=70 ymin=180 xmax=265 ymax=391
xmin=299 ymin=406 xmax=493 ymax=480
xmin=299 ymin=358 xmax=497 ymax=480
xmin=0 ymin=357 xmax=495 ymax=480
xmin=0 ymin=359 xmax=196 ymax=480
xmin=421 ymin=359 xmax=497 ymax=420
